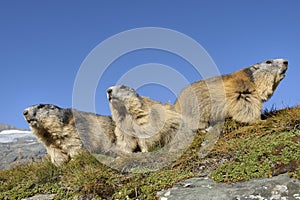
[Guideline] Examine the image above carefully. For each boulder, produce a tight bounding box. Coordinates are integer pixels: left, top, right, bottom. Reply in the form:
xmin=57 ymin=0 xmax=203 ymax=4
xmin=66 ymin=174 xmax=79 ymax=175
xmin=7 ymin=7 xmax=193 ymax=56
xmin=157 ymin=173 xmax=300 ymax=200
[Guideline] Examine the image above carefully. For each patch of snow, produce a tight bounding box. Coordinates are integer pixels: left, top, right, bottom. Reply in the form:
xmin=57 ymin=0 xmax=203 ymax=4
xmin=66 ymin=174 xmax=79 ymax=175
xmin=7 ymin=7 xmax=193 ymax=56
xmin=0 ymin=130 xmax=32 ymax=135
xmin=0 ymin=129 xmax=36 ymax=143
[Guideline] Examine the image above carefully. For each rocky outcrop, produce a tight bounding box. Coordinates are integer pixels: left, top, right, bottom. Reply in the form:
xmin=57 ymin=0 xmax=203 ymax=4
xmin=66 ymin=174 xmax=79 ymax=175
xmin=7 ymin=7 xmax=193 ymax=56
xmin=0 ymin=129 xmax=46 ymax=170
xmin=157 ymin=173 xmax=300 ymax=200
xmin=0 ymin=123 xmax=17 ymax=132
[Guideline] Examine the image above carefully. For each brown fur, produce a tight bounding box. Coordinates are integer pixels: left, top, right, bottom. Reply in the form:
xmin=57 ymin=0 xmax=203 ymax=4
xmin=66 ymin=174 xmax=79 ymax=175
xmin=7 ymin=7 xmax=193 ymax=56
xmin=174 ymin=59 xmax=288 ymax=131
xmin=23 ymin=104 xmax=116 ymax=166
xmin=107 ymin=85 xmax=194 ymax=154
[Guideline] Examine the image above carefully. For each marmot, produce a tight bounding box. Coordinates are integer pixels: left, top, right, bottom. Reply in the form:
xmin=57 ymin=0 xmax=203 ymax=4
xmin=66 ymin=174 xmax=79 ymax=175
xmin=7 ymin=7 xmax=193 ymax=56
xmin=174 ymin=58 xmax=288 ymax=130
xmin=107 ymin=85 xmax=194 ymax=154
xmin=23 ymin=104 xmax=116 ymax=166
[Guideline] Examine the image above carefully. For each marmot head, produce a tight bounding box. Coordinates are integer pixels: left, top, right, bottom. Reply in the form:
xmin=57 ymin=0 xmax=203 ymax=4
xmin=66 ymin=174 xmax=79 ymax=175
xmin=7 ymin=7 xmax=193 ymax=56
xmin=107 ymin=85 xmax=144 ymax=121
xmin=107 ymin=85 xmax=141 ymax=104
xmin=245 ymin=59 xmax=288 ymax=101
xmin=107 ymin=85 xmax=174 ymax=139
xmin=23 ymin=104 xmax=73 ymax=143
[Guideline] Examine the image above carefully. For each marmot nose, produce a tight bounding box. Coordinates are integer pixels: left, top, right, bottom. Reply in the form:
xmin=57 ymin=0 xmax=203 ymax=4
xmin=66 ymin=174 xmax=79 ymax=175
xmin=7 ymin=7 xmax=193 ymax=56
xmin=107 ymin=88 xmax=113 ymax=101
xmin=107 ymin=88 xmax=113 ymax=95
xmin=23 ymin=109 xmax=28 ymax=116
xmin=283 ymin=60 xmax=288 ymax=66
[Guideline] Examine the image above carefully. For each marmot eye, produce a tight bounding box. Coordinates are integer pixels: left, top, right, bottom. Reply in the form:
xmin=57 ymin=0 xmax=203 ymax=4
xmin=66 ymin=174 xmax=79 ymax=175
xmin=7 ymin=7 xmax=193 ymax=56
xmin=266 ymin=60 xmax=273 ymax=64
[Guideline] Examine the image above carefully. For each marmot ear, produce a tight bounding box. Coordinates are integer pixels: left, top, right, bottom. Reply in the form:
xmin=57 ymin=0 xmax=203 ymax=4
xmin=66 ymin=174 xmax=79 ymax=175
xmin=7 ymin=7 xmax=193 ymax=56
xmin=251 ymin=65 xmax=259 ymax=70
xmin=49 ymin=105 xmax=59 ymax=110
xmin=37 ymin=104 xmax=46 ymax=109
xmin=136 ymin=94 xmax=144 ymax=106
xmin=61 ymin=109 xmax=73 ymax=124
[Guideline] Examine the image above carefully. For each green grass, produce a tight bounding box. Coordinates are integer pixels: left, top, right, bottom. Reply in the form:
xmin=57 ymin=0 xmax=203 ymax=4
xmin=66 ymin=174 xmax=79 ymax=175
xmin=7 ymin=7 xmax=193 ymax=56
xmin=1 ymin=106 xmax=300 ymax=199
xmin=210 ymin=130 xmax=300 ymax=182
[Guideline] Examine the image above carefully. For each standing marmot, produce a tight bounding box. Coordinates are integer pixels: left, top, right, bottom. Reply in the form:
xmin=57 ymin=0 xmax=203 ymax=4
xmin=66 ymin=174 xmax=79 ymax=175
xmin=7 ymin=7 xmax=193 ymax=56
xmin=174 ymin=58 xmax=288 ymax=130
xmin=107 ymin=85 xmax=194 ymax=154
xmin=23 ymin=104 xmax=116 ymax=166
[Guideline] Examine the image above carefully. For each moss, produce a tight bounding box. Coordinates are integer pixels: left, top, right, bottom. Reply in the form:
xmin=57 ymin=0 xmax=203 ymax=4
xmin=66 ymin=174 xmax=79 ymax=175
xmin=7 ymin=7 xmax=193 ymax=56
xmin=289 ymin=164 xmax=300 ymax=179
xmin=0 ymin=159 xmax=67 ymax=200
xmin=0 ymin=106 xmax=300 ymax=199
xmin=210 ymin=131 xmax=300 ymax=182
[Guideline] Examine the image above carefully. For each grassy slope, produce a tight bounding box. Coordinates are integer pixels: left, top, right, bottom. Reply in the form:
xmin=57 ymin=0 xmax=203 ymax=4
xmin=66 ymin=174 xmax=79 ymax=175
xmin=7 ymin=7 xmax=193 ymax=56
xmin=0 ymin=106 xmax=299 ymax=199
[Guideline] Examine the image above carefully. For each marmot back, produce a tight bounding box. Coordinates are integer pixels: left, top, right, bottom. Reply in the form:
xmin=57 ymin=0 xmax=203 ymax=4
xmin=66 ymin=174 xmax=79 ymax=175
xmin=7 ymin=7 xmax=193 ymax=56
xmin=174 ymin=59 xmax=288 ymax=131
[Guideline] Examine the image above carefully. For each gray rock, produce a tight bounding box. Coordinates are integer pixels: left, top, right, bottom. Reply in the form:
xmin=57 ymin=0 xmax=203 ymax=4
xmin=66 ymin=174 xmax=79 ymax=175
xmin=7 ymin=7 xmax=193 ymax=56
xmin=21 ymin=194 xmax=56 ymax=200
xmin=0 ymin=123 xmax=17 ymax=132
xmin=0 ymin=129 xmax=47 ymax=170
xmin=157 ymin=173 xmax=300 ymax=200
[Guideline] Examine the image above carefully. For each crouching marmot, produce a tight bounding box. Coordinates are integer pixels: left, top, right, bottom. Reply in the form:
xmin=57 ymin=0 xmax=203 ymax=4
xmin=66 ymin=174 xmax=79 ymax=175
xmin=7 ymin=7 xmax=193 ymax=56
xmin=23 ymin=104 xmax=116 ymax=166
xmin=174 ymin=58 xmax=288 ymax=130
xmin=107 ymin=85 xmax=194 ymax=154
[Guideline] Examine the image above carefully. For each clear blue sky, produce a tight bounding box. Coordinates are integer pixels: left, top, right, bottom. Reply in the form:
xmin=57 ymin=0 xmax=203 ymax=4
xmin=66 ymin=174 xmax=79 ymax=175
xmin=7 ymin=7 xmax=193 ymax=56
xmin=1 ymin=1 xmax=299 ymax=129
